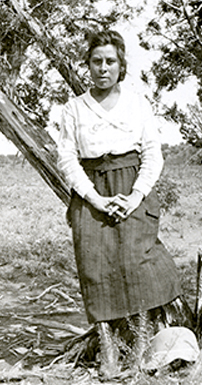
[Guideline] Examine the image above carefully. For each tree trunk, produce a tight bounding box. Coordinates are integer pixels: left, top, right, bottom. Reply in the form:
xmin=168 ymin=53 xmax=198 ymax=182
xmin=0 ymin=90 xmax=70 ymax=207
xmin=10 ymin=0 xmax=86 ymax=96
xmin=1 ymin=0 xmax=86 ymax=205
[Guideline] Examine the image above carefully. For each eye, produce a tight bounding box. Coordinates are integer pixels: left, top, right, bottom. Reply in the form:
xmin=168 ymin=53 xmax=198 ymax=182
xmin=92 ymin=58 xmax=102 ymax=66
xmin=106 ymin=58 xmax=117 ymax=65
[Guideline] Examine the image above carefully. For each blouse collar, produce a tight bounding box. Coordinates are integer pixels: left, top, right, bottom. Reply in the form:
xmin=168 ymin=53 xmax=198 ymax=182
xmin=82 ymin=85 xmax=128 ymax=129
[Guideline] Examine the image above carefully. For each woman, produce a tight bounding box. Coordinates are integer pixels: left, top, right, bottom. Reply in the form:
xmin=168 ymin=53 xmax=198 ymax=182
xmin=57 ymin=30 xmax=192 ymax=377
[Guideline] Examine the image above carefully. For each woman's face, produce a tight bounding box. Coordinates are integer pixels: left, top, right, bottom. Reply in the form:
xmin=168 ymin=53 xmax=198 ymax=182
xmin=89 ymin=44 xmax=120 ymax=90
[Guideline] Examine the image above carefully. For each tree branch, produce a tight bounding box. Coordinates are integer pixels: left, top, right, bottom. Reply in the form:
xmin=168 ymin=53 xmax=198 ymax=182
xmin=189 ymin=3 xmax=202 ymax=19
xmin=180 ymin=0 xmax=202 ymax=47
xmin=162 ymin=0 xmax=182 ymax=13
xmin=148 ymin=24 xmax=198 ymax=62
xmin=9 ymin=0 xmax=86 ymax=96
xmin=0 ymin=90 xmax=70 ymax=207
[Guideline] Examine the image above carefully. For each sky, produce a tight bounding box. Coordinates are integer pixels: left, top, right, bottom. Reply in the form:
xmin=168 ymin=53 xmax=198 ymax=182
xmin=0 ymin=0 xmax=198 ymax=154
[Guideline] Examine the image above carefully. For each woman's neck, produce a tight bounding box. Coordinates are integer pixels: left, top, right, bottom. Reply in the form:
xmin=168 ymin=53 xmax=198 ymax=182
xmin=90 ymin=84 xmax=121 ymax=111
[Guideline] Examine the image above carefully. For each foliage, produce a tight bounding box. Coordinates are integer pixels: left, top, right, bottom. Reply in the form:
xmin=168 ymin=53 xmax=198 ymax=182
xmin=156 ymin=175 xmax=179 ymax=211
xmin=138 ymin=0 xmax=202 ymax=146
xmin=0 ymin=0 xmax=134 ymax=127
xmin=161 ymin=142 xmax=202 ymax=164
xmin=180 ymin=103 xmax=202 ymax=144
xmin=161 ymin=142 xmax=193 ymax=160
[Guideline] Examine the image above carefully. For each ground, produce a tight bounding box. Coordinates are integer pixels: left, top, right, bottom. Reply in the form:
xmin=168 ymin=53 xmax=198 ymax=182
xmin=0 ymin=146 xmax=202 ymax=384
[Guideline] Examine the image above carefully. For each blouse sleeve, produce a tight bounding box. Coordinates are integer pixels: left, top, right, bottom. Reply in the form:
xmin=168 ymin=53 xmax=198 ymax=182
xmin=57 ymin=103 xmax=94 ymax=198
xmin=132 ymin=98 xmax=164 ymax=196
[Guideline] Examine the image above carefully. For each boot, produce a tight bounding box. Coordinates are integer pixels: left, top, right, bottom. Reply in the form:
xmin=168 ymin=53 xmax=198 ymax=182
xmin=130 ymin=311 xmax=151 ymax=367
xmin=97 ymin=321 xmax=120 ymax=380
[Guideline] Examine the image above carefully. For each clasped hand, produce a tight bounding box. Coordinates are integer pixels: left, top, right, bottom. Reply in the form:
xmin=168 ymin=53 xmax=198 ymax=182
xmin=85 ymin=188 xmax=144 ymax=222
xmin=106 ymin=190 xmax=144 ymax=222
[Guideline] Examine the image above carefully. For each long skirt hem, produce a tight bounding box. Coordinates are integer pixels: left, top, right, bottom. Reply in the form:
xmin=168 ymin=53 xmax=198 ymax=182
xmin=69 ymin=154 xmax=181 ymax=324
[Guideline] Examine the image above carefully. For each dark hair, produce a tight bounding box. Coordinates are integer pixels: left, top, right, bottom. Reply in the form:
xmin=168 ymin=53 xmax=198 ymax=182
xmin=85 ymin=30 xmax=127 ymax=82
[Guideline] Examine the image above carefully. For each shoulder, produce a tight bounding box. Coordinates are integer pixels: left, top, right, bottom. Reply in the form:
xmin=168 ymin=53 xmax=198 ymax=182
xmin=65 ymin=91 xmax=88 ymax=107
xmin=62 ymin=91 xmax=88 ymax=115
xmin=119 ymin=86 xmax=150 ymax=111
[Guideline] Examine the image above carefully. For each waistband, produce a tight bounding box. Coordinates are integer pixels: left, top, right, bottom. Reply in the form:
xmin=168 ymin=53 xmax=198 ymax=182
xmin=80 ymin=150 xmax=140 ymax=172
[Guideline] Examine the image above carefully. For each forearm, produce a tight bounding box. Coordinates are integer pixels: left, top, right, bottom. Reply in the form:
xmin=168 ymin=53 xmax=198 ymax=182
xmin=133 ymin=142 xmax=164 ymax=197
xmin=57 ymin=104 xmax=94 ymax=198
xmin=57 ymin=147 xmax=94 ymax=198
xmin=84 ymin=187 xmax=101 ymax=205
xmin=130 ymin=188 xmax=144 ymax=200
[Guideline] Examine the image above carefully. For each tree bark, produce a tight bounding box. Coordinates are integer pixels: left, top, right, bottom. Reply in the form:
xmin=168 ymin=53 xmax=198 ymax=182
xmin=9 ymin=0 xmax=86 ymax=96
xmin=1 ymin=0 xmax=86 ymax=205
xmin=0 ymin=91 xmax=70 ymax=207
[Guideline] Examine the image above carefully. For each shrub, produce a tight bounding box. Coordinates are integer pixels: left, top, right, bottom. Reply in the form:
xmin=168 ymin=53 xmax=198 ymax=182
xmin=156 ymin=175 xmax=179 ymax=211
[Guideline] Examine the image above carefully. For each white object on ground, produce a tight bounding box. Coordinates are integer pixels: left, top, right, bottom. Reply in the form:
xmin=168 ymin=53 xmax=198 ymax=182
xmin=141 ymin=326 xmax=200 ymax=371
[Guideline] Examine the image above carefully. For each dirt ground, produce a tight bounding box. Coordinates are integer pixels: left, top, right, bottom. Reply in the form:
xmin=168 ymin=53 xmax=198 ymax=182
xmin=1 ymin=152 xmax=202 ymax=384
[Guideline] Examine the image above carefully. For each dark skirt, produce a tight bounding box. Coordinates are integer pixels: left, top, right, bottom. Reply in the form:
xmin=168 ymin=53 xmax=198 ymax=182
xmin=69 ymin=152 xmax=181 ymax=324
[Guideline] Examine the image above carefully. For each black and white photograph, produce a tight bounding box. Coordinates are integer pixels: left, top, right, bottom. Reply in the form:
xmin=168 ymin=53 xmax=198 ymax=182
xmin=0 ymin=0 xmax=202 ymax=384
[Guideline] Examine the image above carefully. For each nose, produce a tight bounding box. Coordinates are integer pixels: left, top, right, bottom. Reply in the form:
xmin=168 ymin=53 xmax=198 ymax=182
xmin=100 ymin=60 xmax=107 ymax=73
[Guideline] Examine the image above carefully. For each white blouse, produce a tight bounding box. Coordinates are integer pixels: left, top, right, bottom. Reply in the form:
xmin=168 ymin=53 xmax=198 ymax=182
xmin=57 ymin=86 xmax=164 ymax=198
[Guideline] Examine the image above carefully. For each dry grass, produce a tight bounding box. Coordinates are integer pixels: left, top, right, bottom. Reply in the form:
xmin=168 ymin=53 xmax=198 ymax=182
xmin=0 ymin=152 xmax=202 ymax=384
